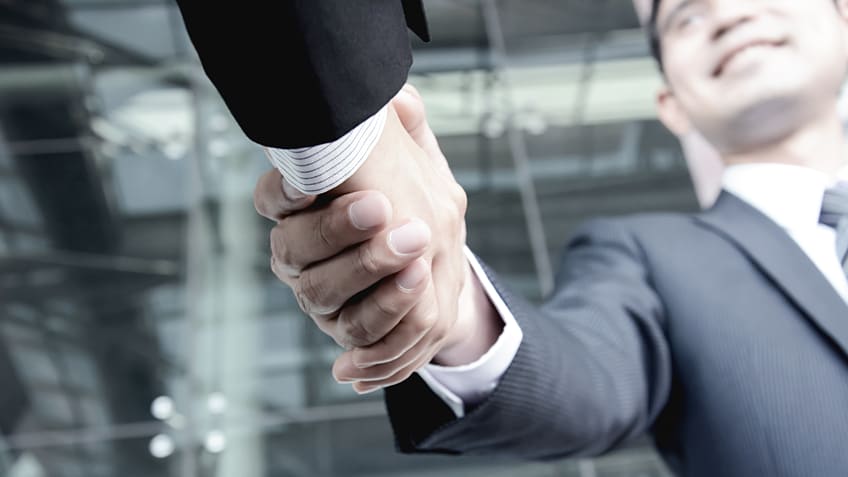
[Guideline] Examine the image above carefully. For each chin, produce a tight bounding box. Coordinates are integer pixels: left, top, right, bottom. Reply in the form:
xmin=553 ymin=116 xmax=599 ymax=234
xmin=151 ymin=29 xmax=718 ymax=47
xmin=707 ymin=92 xmax=817 ymax=153
xmin=686 ymin=59 xmax=841 ymax=154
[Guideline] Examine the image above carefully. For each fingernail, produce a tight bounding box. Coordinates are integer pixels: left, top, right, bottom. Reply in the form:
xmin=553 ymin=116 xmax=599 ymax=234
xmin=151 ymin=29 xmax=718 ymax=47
xmin=349 ymin=195 xmax=389 ymax=230
xmin=334 ymin=371 xmax=354 ymax=383
xmin=281 ymin=178 xmax=307 ymax=202
xmin=388 ymin=220 xmax=431 ymax=255
xmin=396 ymin=259 xmax=428 ymax=292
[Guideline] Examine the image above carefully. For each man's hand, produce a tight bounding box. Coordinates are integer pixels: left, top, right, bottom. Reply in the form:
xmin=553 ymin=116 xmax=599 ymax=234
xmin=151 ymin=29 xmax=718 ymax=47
xmin=255 ymin=85 xmax=500 ymax=393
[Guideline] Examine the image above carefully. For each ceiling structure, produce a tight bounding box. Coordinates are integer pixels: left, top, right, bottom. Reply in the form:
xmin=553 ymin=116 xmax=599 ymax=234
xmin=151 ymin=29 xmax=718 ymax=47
xmin=0 ymin=1 xmax=690 ymax=476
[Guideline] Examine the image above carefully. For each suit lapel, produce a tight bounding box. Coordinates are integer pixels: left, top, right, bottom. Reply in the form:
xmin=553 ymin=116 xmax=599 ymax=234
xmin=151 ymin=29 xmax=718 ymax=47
xmin=696 ymin=191 xmax=848 ymax=361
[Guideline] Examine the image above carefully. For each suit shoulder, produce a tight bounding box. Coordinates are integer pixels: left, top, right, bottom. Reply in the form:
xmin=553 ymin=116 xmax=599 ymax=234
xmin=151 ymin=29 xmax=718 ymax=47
xmin=575 ymin=212 xmax=697 ymax=240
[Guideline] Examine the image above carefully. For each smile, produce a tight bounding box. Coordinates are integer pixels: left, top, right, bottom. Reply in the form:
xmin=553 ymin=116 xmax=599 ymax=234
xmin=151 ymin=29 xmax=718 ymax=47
xmin=713 ymin=39 xmax=788 ymax=78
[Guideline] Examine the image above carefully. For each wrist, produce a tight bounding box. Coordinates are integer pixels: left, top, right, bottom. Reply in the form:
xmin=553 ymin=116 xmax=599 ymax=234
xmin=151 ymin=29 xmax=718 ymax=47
xmin=327 ymin=103 xmax=404 ymax=197
xmin=433 ymin=259 xmax=503 ymax=367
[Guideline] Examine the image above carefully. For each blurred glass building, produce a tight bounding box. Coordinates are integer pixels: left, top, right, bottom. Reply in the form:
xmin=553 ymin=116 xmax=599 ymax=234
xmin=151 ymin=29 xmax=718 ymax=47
xmin=0 ymin=1 xmax=696 ymax=476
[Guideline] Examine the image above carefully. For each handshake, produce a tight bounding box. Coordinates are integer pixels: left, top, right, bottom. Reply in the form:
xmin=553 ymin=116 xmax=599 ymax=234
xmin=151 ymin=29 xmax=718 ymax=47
xmin=253 ymin=85 xmax=502 ymax=394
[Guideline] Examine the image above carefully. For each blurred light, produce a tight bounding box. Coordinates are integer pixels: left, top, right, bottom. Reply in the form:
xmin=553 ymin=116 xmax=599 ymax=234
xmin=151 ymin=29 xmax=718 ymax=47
xmin=209 ymin=114 xmax=231 ymax=133
xmin=521 ymin=114 xmax=548 ymax=136
xmin=482 ymin=114 xmax=506 ymax=139
xmin=204 ymin=430 xmax=227 ymax=454
xmin=149 ymin=434 xmax=175 ymax=459
xmin=162 ymin=141 xmax=187 ymax=161
xmin=207 ymin=392 xmax=228 ymax=415
xmin=151 ymin=396 xmax=175 ymax=421
xmin=209 ymin=138 xmax=231 ymax=158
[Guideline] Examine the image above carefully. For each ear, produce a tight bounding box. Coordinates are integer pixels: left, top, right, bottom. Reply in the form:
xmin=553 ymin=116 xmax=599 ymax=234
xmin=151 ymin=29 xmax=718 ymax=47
xmin=656 ymin=84 xmax=692 ymax=137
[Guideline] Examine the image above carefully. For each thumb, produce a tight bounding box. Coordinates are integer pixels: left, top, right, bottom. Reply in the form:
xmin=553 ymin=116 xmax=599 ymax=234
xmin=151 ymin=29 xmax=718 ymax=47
xmin=253 ymin=167 xmax=317 ymax=221
xmin=391 ymin=85 xmax=452 ymax=177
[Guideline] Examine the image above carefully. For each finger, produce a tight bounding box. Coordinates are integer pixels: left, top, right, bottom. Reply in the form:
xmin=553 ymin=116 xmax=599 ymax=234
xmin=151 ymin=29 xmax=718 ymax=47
xmin=350 ymin=355 xmax=431 ymax=394
xmin=270 ymin=190 xmax=392 ymax=273
xmin=392 ymin=88 xmax=441 ymax=157
xmin=401 ymin=82 xmax=422 ymax=99
xmin=333 ymin=289 xmax=440 ymax=382
xmin=334 ymin=258 xmax=431 ymax=348
xmin=340 ymin=254 xmax=465 ymax=383
xmin=391 ymin=87 xmax=453 ymax=179
xmin=348 ymin=281 xmax=438 ymax=366
xmin=334 ymin=330 xmax=431 ymax=386
xmin=348 ymin=340 xmax=442 ymax=394
xmin=254 ymin=168 xmax=316 ymax=221
xmin=292 ymin=219 xmax=431 ymax=316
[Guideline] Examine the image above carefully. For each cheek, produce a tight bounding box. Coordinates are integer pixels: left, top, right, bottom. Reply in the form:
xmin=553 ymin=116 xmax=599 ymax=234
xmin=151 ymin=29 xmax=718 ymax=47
xmin=664 ymin=64 xmax=708 ymax=113
xmin=662 ymin=38 xmax=710 ymax=95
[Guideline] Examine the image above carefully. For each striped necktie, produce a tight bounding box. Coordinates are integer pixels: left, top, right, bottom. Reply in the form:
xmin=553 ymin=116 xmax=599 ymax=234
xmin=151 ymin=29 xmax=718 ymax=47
xmin=819 ymin=182 xmax=848 ymax=275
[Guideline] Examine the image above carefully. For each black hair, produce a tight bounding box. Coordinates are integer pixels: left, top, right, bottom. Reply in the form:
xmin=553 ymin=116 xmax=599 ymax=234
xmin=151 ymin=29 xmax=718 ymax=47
xmin=647 ymin=0 xmax=663 ymax=69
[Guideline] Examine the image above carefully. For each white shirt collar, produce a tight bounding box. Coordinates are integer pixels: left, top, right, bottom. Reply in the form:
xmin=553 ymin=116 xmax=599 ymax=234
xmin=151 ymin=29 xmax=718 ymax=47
xmin=721 ymin=163 xmax=830 ymax=231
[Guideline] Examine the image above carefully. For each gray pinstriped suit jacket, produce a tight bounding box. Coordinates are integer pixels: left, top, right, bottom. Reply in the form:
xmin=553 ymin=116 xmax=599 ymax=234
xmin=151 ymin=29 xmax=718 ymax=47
xmin=386 ymin=191 xmax=848 ymax=477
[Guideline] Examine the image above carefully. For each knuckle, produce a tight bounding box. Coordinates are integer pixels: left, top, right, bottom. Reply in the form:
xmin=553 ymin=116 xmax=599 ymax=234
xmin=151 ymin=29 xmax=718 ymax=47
xmin=253 ymin=173 xmax=271 ymax=217
xmin=272 ymin=223 xmax=304 ymax=271
xmin=269 ymin=227 xmax=281 ymax=257
xmin=431 ymin=322 xmax=449 ymax=344
xmin=372 ymin=292 xmax=405 ymax=320
xmin=270 ymin=256 xmax=286 ymax=282
xmin=410 ymin=309 xmax=438 ymax=336
xmin=296 ymin=272 xmax=332 ymax=314
xmin=356 ymin=243 xmax=383 ymax=276
xmin=340 ymin=318 xmax=378 ymax=348
xmin=452 ymin=184 xmax=468 ymax=215
xmin=423 ymin=311 xmax=440 ymax=332
xmin=315 ymin=211 xmax=335 ymax=250
xmin=253 ymin=188 xmax=265 ymax=217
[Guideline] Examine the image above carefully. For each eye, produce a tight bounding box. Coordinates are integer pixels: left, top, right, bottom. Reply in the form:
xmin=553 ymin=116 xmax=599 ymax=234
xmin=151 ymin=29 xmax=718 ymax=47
xmin=674 ymin=11 xmax=705 ymax=32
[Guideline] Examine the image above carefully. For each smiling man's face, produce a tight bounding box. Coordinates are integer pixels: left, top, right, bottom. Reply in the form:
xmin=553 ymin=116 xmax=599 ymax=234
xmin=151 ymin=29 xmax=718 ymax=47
xmin=654 ymin=0 xmax=848 ymax=155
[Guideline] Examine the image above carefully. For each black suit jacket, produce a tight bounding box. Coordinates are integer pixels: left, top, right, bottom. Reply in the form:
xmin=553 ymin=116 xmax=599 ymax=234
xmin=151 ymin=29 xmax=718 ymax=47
xmin=175 ymin=0 xmax=428 ymax=149
xmin=386 ymin=192 xmax=848 ymax=477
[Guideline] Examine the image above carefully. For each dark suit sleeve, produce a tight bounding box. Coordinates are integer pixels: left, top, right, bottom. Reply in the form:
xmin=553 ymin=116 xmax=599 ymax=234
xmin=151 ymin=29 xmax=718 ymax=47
xmin=175 ymin=0 xmax=428 ymax=149
xmin=385 ymin=219 xmax=673 ymax=459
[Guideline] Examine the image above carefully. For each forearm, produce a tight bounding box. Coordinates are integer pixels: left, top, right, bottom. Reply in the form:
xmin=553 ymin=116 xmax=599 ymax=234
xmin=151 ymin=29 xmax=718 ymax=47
xmin=386 ymin=229 xmax=673 ymax=459
xmin=175 ymin=0 xmax=416 ymax=148
xmin=388 ymin=277 xmax=633 ymax=458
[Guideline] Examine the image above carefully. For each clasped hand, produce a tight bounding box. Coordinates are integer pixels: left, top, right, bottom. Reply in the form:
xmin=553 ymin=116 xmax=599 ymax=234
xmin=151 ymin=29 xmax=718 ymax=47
xmin=254 ymin=85 xmax=477 ymax=394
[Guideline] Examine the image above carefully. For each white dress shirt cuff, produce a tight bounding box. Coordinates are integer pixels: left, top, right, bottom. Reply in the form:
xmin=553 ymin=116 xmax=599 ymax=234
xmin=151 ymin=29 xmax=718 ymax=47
xmin=264 ymin=106 xmax=388 ymax=195
xmin=416 ymin=247 xmax=523 ymax=418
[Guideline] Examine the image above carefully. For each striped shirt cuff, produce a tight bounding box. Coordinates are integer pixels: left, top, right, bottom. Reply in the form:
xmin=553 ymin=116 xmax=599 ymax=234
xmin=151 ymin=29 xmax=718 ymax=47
xmin=264 ymin=106 xmax=388 ymax=195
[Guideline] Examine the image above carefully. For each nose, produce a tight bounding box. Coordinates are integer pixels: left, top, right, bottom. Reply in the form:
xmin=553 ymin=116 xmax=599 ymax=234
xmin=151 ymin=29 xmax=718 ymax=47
xmin=710 ymin=0 xmax=758 ymax=41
